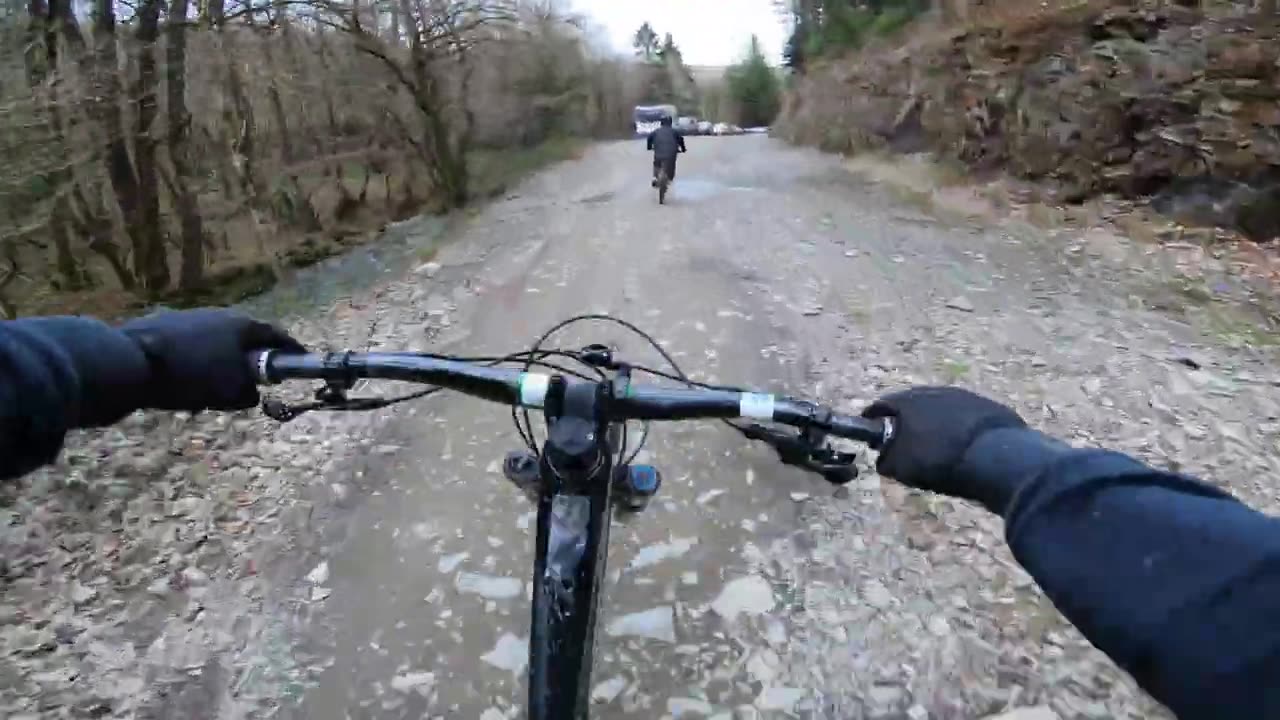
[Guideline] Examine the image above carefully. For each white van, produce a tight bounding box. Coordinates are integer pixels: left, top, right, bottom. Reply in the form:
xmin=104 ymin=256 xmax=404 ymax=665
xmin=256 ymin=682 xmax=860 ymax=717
xmin=633 ymin=105 xmax=677 ymax=137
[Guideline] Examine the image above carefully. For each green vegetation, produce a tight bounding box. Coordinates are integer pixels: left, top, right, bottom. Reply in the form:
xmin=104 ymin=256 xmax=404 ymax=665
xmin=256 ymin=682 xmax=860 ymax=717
xmin=633 ymin=22 xmax=700 ymax=110
xmin=1206 ymin=312 xmax=1280 ymax=349
xmin=938 ymin=359 xmax=971 ymax=382
xmin=726 ymin=36 xmax=782 ymax=127
xmin=1135 ymin=276 xmax=1279 ymax=349
xmin=782 ymin=0 xmax=930 ymax=72
xmin=698 ymin=82 xmax=731 ymax=125
xmin=469 ymin=137 xmax=583 ymax=199
xmin=633 ymin=22 xmax=661 ymax=62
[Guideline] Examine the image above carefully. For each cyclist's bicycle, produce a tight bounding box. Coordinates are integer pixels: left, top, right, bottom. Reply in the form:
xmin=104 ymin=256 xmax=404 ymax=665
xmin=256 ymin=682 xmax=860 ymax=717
xmin=652 ymin=148 xmax=683 ymax=205
xmin=656 ymin=165 xmax=670 ymax=205
xmin=250 ymin=315 xmax=892 ymax=720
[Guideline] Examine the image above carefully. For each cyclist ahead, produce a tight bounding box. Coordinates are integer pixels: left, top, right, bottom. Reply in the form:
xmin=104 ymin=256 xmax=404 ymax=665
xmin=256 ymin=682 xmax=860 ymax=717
xmin=646 ymin=115 xmax=687 ymax=187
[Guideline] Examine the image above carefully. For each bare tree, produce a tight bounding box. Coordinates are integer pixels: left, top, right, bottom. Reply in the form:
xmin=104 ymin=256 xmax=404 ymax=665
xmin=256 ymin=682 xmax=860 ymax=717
xmin=166 ymin=0 xmax=207 ymax=290
xmin=131 ymin=0 xmax=168 ymax=292
xmin=24 ymin=0 xmax=86 ymax=289
xmin=0 ymin=0 xmax=647 ymax=315
xmin=314 ymin=0 xmax=515 ymax=207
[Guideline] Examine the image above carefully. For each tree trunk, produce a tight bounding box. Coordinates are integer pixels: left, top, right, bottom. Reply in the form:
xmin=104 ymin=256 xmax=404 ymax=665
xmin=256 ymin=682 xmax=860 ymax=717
xmin=212 ymin=0 xmax=265 ymax=209
xmin=92 ymin=0 xmax=162 ymax=293
xmin=261 ymin=20 xmax=296 ymax=166
xmin=314 ymin=35 xmax=344 ymax=148
xmin=48 ymin=209 xmax=84 ymax=289
xmin=418 ymin=74 xmax=469 ymax=208
xmin=166 ymin=0 xmax=206 ymax=291
xmin=207 ymin=0 xmax=279 ymax=259
xmin=25 ymin=0 xmax=49 ymax=83
xmin=29 ymin=0 xmax=90 ymax=290
xmin=132 ymin=0 xmax=169 ymax=293
xmin=68 ymin=185 xmax=136 ymax=290
xmin=36 ymin=0 xmax=137 ymax=292
xmin=0 ymin=244 xmax=23 ymax=319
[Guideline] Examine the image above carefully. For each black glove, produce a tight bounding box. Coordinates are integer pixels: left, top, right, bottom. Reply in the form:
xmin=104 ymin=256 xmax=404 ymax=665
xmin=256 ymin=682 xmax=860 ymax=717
xmin=862 ymin=386 xmax=1027 ymax=506
xmin=121 ymin=308 xmax=305 ymax=412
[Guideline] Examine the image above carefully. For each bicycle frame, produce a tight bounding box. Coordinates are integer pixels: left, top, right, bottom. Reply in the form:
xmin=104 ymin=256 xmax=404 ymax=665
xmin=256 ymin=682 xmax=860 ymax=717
xmin=528 ymin=378 xmax=615 ymax=719
xmin=657 ymin=166 xmax=669 ymax=205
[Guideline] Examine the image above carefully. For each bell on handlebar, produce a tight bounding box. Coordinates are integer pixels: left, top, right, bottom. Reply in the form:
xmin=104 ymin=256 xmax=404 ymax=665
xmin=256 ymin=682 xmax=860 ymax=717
xmin=502 ymin=450 xmax=542 ymax=502
xmin=261 ymin=398 xmax=298 ymax=422
xmin=578 ymin=344 xmax=616 ymax=369
xmin=820 ymin=464 xmax=858 ymax=485
xmin=613 ymin=463 xmax=661 ymax=515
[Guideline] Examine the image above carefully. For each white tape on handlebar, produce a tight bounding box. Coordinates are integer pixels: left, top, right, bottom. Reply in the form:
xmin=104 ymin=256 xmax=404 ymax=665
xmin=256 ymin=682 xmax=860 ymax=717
xmin=519 ymin=373 xmax=551 ymax=408
xmin=738 ymin=393 xmax=776 ymax=420
xmin=256 ymin=351 xmax=272 ymax=384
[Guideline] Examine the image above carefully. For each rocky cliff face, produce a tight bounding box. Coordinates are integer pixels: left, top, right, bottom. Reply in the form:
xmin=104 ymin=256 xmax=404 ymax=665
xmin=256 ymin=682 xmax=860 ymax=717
xmin=775 ymin=4 xmax=1280 ymax=242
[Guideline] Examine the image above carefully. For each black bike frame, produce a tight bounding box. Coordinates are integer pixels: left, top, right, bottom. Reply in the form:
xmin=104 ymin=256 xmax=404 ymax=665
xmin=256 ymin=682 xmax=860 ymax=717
xmin=528 ymin=379 xmax=614 ymax=720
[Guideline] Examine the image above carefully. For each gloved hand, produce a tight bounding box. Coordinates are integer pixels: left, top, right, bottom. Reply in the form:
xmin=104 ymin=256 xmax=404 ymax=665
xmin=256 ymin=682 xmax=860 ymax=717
xmin=121 ymin=308 xmax=305 ymax=412
xmin=861 ymin=386 xmax=1027 ymax=506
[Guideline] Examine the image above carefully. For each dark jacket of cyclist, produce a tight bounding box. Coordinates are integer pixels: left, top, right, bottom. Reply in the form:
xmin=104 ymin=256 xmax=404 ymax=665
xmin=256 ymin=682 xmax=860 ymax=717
xmin=3 ymin=315 xmax=1278 ymax=719
xmin=646 ymin=117 xmax=686 ymax=183
xmin=0 ymin=309 xmax=302 ymax=480
xmin=865 ymin=388 xmax=1280 ymax=719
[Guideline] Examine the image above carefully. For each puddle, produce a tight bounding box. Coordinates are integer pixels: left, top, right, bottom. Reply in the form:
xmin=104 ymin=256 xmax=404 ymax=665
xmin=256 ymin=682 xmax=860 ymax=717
xmin=454 ymin=572 xmax=522 ymax=599
xmin=480 ymin=633 xmax=528 ymax=674
xmin=605 ymin=606 xmax=676 ymax=642
xmin=579 ymin=191 xmax=616 ymax=204
xmin=237 ymin=214 xmax=450 ymax=322
xmin=628 ymin=536 xmax=697 ymax=570
xmin=662 ymin=178 xmax=753 ymax=202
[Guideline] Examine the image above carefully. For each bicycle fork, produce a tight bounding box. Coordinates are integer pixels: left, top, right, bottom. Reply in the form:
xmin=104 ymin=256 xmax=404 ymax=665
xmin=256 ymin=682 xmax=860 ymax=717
xmin=503 ymin=449 xmax=662 ymax=517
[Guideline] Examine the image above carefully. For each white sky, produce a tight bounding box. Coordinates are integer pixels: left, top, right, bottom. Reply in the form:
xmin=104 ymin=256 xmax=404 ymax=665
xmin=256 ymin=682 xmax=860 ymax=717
xmin=570 ymin=0 xmax=788 ymax=67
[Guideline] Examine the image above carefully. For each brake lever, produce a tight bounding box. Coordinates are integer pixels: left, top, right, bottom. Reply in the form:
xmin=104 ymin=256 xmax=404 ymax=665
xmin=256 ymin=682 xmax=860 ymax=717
xmin=263 ymin=380 xmax=351 ymax=422
xmin=262 ymin=397 xmax=306 ymax=422
xmin=736 ymin=422 xmax=860 ymax=485
xmin=261 ymin=381 xmax=398 ymax=423
xmin=803 ymin=446 xmax=860 ymax=485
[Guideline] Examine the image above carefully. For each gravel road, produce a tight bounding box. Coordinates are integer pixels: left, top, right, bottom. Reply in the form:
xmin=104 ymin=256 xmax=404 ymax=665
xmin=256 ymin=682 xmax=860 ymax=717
xmin=4 ymin=136 xmax=1279 ymax=720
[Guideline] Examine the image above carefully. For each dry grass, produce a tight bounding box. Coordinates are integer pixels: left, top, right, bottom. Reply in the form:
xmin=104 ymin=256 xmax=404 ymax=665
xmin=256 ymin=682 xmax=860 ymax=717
xmin=1024 ymin=202 xmax=1068 ymax=229
xmin=469 ymin=136 xmax=585 ymax=199
xmin=849 ymin=0 xmax=1114 ymax=56
xmin=965 ymin=0 xmax=1112 ymax=35
xmin=15 ymin=136 xmax=581 ymax=319
xmin=1112 ymin=211 xmax=1165 ymax=246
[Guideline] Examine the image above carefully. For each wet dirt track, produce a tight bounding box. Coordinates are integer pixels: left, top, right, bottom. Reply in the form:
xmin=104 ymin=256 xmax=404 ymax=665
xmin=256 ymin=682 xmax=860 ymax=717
xmin=272 ymin=137 xmax=1280 ymax=720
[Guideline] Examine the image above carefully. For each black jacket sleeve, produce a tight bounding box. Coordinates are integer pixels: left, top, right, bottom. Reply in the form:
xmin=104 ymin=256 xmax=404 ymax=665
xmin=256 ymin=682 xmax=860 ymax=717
xmin=677 ymin=132 xmax=687 ymax=152
xmin=0 ymin=317 xmax=150 ymax=480
xmin=646 ymin=130 xmax=655 ymax=151
xmin=958 ymin=427 xmax=1280 ymax=719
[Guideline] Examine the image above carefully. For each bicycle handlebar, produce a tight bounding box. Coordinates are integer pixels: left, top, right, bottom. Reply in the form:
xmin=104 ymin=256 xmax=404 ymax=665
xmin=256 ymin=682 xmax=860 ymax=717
xmin=249 ymin=351 xmax=893 ymax=448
